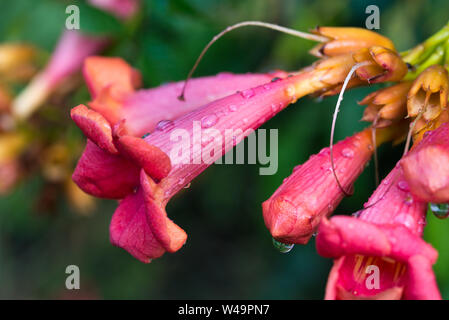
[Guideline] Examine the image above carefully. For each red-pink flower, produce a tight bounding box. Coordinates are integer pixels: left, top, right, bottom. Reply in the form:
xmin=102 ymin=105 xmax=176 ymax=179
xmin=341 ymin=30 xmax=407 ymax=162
xmin=73 ymin=57 xmax=333 ymax=262
xmin=316 ymin=165 xmax=441 ymax=300
xmin=263 ymin=128 xmax=375 ymax=244
xmin=262 ymin=124 xmax=405 ymax=245
xmin=72 ymin=57 xmax=287 ymax=199
xmin=401 ymin=122 xmax=449 ymax=203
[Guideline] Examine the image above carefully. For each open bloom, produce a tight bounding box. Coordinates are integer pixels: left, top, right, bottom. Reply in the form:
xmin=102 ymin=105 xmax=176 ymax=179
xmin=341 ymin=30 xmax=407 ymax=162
xmin=401 ymin=122 xmax=449 ymax=203
xmin=316 ymin=165 xmax=440 ymax=300
xmin=263 ymin=124 xmax=405 ymax=244
xmin=73 ymin=56 xmax=340 ymax=262
xmin=310 ymin=27 xmax=396 ymax=58
xmin=407 ymin=65 xmax=449 ymax=121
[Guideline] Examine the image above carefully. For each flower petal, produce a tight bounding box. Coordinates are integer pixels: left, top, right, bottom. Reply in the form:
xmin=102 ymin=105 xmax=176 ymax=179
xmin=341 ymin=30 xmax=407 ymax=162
xmin=72 ymin=140 xmax=140 ymax=199
xmin=71 ymin=104 xmax=117 ymax=154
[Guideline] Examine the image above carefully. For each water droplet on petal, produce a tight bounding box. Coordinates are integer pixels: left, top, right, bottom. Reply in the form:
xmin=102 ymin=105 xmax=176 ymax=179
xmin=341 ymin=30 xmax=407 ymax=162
xmin=184 ymin=182 xmax=191 ymax=189
xmin=228 ymin=104 xmax=238 ymax=112
xmin=263 ymin=84 xmax=271 ymax=90
xmin=272 ymin=238 xmax=294 ymax=253
xmin=141 ymin=132 xmax=150 ymax=139
xmin=240 ymin=88 xmax=255 ymax=99
xmin=403 ymin=194 xmax=414 ymax=205
xmin=156 ymin=120 xmax=175 ymax=132
xmin=423 ymin=130 xmax=433 ymax=139
xmin=201 ymin=114 xmax=218 ymax=128
xmin=178 ymin=178 xmax=185 ymax=185
xmin=397 ymin=180 xmax=410 ymax=192
xmin=341 ymin=148 xmax=354 ymax=158
xmin=429 ymin=203 xmax=449 ymax=219
xmin=284 ymin=85 xmax=295 ymax=97
xmin=271 ymin=77 xmax=281 ymax=83
xmin=352 ymin=210 xmax=363 ymax=218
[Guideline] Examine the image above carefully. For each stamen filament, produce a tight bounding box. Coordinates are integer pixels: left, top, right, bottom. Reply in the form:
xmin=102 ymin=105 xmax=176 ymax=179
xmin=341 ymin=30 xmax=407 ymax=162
xmin=178 ymin=21 xmax=329 ymax=100
xmin=330 ymin=61 xmax=372 ymax=196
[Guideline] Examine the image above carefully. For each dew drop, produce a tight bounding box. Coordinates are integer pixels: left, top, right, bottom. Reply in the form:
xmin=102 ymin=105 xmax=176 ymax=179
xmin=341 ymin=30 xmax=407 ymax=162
xmin=397 ymin=180 xmax=410 ymax=192
xmin=403 ymin=194 xmax=414 ymax=205
xmin=284 ymin=85 xmax=295 ymax=97
xmin=272 ymin=238 xmax=294 ymax=253
xmin=429 ymin=203 xmax=449 ymax=219
xmin=352 ymin=210 xmax=363 ymax=218
xmin=228 ymin=104 xmax=238 ymax=112
xmin=271 ymin=77 xmax=281 ymax=83
xmin=201 ymin=114 xmax=218 ymax=128
xmin=156 ymin=119 xmax=174 ymax=132
xmin=184 ymin=182 xmax=191 ymax=189
xmin=240 ymin=88 xmax=255 ymax=99
xmin=141 ymin=132 xmax=150 ymax=139
xmin=423 ymin=130 xmax=433 ymax=139
xmin=178 ymin=178 xmax=185 ymax=185
xmin=341 ymin=148 xmax=354 ymax=158
xmin=263 ymin=84 xmax=271 ymax=91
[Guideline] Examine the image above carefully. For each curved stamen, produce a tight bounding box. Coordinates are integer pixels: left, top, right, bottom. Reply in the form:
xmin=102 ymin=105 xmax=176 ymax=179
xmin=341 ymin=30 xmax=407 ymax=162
xmin=330 ymin=61 xmax=372 ymax=196
xmin=178 ymin=21 xmax=329 ymax=100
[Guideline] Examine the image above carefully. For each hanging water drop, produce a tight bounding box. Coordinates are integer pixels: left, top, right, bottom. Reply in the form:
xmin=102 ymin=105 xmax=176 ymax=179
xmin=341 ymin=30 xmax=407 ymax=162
xmin=272 ymin=238 xmax=294 ymax=253
xmin=429 ymin=203 xmax=449 ymax=219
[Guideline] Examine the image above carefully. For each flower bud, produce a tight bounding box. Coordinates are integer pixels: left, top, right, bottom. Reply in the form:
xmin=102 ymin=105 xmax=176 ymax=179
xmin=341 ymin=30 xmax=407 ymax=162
xmin=310 ymin=27 xmax=396 ymax=58
xmin=353 ymin=46 xmax=408 ymax=83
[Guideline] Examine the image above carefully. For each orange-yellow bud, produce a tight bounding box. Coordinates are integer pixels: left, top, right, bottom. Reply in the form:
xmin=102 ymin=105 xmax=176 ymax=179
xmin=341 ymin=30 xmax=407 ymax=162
xmin=359 ymin=82 xmax=411 ymax=127
xmin=310 ymin=27 xmax=396 ymax=58
xmin=353 ymin=46 xmax=408 ymax=83
xmin=407 ymin=65 xmax=449 ymax=122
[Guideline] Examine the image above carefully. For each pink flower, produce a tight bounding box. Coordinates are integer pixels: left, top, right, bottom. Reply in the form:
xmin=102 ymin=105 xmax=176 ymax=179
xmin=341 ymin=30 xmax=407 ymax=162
xmin=88 ymin=0 xmax=139 ymax=19
xmin=316 ymin=165 xmax=441 ymax=300
xmin=72 ymin=57 xmax=287 ymax=199
xmin=74 ymin=57 xmax=333 ymax=262
xmin=263 ymin=128 xmax=375 ymax=244
xmin=401 ymin=122 xmax=449 ymax=203
xmin=262 ymin=124 xmax=405 ymax=244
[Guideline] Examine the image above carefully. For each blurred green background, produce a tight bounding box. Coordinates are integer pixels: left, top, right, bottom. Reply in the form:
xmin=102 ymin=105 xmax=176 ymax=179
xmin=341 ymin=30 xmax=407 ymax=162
xmin=1 ymin=0 xmax=449 ymax=299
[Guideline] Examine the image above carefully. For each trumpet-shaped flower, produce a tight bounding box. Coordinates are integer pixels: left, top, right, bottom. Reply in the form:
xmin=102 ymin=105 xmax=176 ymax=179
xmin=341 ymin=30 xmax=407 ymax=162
xmin=263 ymin=124 xmax=405 ymax=244
xmin=72 ymin=57 xmax=336 ymax=262
xmin=316 ymin=165 xmax=440 ymax=300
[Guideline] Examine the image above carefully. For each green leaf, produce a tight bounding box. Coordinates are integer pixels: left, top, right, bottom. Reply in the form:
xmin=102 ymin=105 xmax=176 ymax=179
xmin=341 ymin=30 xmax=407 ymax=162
xmin=77 ymin=2 xmax=123 ymax=36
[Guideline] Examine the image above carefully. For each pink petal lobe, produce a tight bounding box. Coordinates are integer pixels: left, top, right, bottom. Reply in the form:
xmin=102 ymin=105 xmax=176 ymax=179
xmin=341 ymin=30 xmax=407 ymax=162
xmin=109 ymin=170 xmax=187 ymax=262
xmin=401 ymin=123 xmax=449 ymax=202
xmin=71 ymin=104 xmax=117 ymax=154
xmin=404 ymin=255 xmax=442 ymax=300
xmin=113 ymin=122 xmax=171 ymax=181
xmin=109 ymin=188 xmax=165 ymax=263
xmin=316 ymin=217 xmax=391 ymax=258
xmin=140 ymin=171 xmax=187 ymax=252
xmin=72 ymin=140 xmax=140 ymax=199
xmin=83 ymin=56 xmax=141 ymax=100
